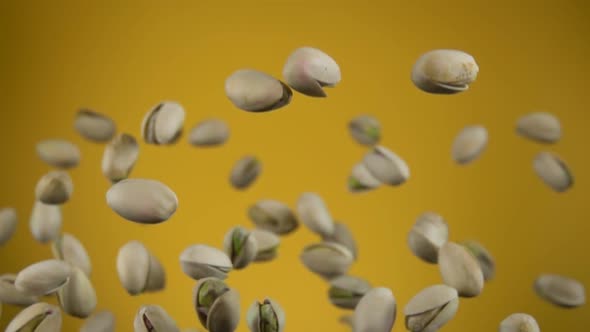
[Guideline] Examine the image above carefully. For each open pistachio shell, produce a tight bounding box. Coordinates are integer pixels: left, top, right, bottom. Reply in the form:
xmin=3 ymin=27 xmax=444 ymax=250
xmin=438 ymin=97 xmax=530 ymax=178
xmin=499 ymin=313 xmax=540 ymax=332
xmin=223 ymin=226 xmax=258 ymax=270
xmin=0 ymin=207 xmax=17 ymax=246
xmin=407 ymin=212 xmax=449 ymax=264
xmin=36 ymin=139 xmax=81 ymax=169
xmin=102 ymin=133 xmax=139 ymax=183
xmin=461 ymin=240 xmax=495 ymax=281
xmin=438 ymin=242 xmax=484 ymax=298
xmin=250 ymin=229 xmax=281 ymax=262
xmin=81 ymin=310 xmax=116 ymax=332
xmin=29 ymin=201 xmax=62 ymax=244
xmin=134 ymin=305 xmax=179 ymax=332
xmin=229 ymin=155 xmax=262 ymax=190
xmin=348 ymin=162 xmax=382 ymax=193
xmin=193 ymin=278 xmax=240 ymax=332
xmin=516 ymin=112 xmax=561 ymax=143
xmin=180 ymin=245 xmax=233 ymax=280
xmin=363 ymin=146 xmax=410 ymax=186
xmin=247 ymin=298 xmax=286 ymax=332
xmin=75 ymin=109 xmax=117 ymax=143
xmin=141 ymin=101 xmax=185 ymax=145
xmin=328 ymin=275 xmax=372 ymax=310
xmin=353 ymin=287 xmax=396 ymax=332
xmin=452 ymin=125 xmax=488 ymax=164
xmin=15 ymin=259 xmax=72 ymax=297
xmin=411 ymin=49 xmax=479 ymax=94
xmin=296 ymin=192 xmax=335 ymax=238
xmin=349 ymin=115 xmax=381 ymax=146
xmin=404 ymin=284 xmax=459 ymax=332
xmin=533 ymin=152 xmax=573 ymax=192
xmin=52 ymin=233 xmax=92 ymax=277
xmin=300 ymin=242 xmax=354 ymax=280
xmin=322 ymin=222 xmax=358 ymax=260
xmin=534 ymin=274 xmax=586 ymax=308
xmin=57 ymin=266 xmax=96 ymax=318
xmin=5 ymin=302 xmax=62 ymax=332
xmin=225 ymin=69 xmax=292 ymax=112
xmin=0 ymin=274 xmax=38 ymax=306
xmin=248 ymin=199 xmax=299 ymax=235
xmin=283 ymin=47 xmax=341 ymax=97
xmin=35 ymin=170 xmax=73 ymax=205
xmin=189 ymin=119 xmax=230 ymax=147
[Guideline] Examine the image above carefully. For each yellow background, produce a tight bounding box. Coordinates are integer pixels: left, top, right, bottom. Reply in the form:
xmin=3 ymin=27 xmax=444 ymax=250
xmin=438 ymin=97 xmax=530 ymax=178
xmin=1 ymin=0 xmax=589 ymax=331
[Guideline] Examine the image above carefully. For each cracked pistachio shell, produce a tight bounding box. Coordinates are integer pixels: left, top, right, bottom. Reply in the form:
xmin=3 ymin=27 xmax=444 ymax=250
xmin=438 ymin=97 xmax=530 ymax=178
xmin=141 ymin=101 xmax=185 ymax=145
xmin=180 ymin=245 xmax=233 ymax=280
xmin=328 ymin=276 xmax=372 ymax=310
xmin=0 ymin=274 xmax=38 ymax=306
xmin=0 ymin=207 xmax=17 ymax=245
xmin=225 ymin=69 xmax=292 ymax=112
xmin=349 ymin=115 xmax=381 ymax=146
xmin=193 ymin=278 xmax=240 ymax=332
xmin=296 ymin=192 xmax=335 ymax=238
xmin=300 ymin=242 xmax=354 ymax=280
xmin=223 ymin=226 xmax=258 ymax=270
xmin=411 ymin=49 xmax=479 ymax=94
xmin=229 ymin=155 xmax=261 ymax=190
xmin=322 ymin=222 xmax=358 ymax=260
xmin=106 ymin=179 xmax=178 ymax=224
xmin=348 ymin=162 xmax=381 ymax=193
xmin=29 ymin=201 xmax=62 ymax=244
xmin=283 ymin=47 xmax=341 ymax=97
xmin=248 ymin=199 xmax=299 ymax=235
xmin=452 ymin=125 xmax=488 ymax=164
xmin=117 ymin=241 xmax=165 ymax=295
xmin=15 ymin=260 xmax=72 ymax=297
xmin=5 ymin=302 xmax=62 ymax=332
xmin=102 ymin=133 xmax=139 ymax=183
xmin=404 ymin=285 xmax=459 ymax=332
xmin=57 ymin=266 xmax=96 ymax=318
xmin=51 ymin=233 xmax=92 ymax=277
xmin=407 ymin=212 xmax=449 ymax=264
xmin=534 ymin=274 xmax=586 ymax=308
xmin=75 ymin=109 xmax=116 ymax=143
xmin=134 ymin=305 xmax=179 ymax=332
xmin=516 ymin=112 xmax=561 ymax=143
xmin=35 ymin=170 xmax=73 ymax=205
xmin=353 ymin=287 xmax=396 ymax=332
xmin=461 ymin=240 xmax=495 ymax=281
xmin=363 ymin=146 xmax=410 ymax=186
xmin=36 ymin=139 xmax=81 ymax=169
xmin=250 ymin=229 xmax=281 ymax=262
xmin=499 ymin=313 xmax=540 ymax=332
xmin=81 ymin=310 xmax=116 ymax=332
xmin=247 ymin=298 xmax=286 ymax=332
xmin=189 ymin=119 xmax=230 ymax=147
xmin=438 ymin=242 xmax=484 ymax=298
xmin=533 ymin=152 xmax=573 ymax=192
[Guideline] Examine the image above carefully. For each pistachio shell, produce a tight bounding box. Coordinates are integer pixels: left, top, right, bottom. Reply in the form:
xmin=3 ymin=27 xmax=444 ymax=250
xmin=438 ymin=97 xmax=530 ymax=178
xmin=283 ymin=47 xmax=341 ymax=97
xmin=0 ymin=207 xmax=17 ymax=245
xmin=516 ymin=112 xmax=561 ymax=143
xmin=348 ymin=162 xmax=381 ymax=193
xmin=144 ymin=253 xmax=166 ymax=293
xmin=461 ymin=240 xmax=495 ymax=281
xmin=141 ymin=101 xmax=185 ymax=145
xmin=353 ymin=287 xmax=396 ymax=332
xmin=250 ymin=229 xmax=281 ymax=262
xmin=81 ymin=310 xmax=116 ymax=332
xmin=349 ymin=115 xmax=381 ymax=146
xmin=29 ymin=201 xmax=62 ymax=244
xmin=247 ymin=298 xmax=286 ymax=332
xmin=101 ymin=133 xmax=139 ymax=183
xmin=0 ymin=274 xmax=38 ymax=306
xmin=36 ymin=139 xmax=81 ymax=169
xmin=189 ymin=119 xmax=230 ymax=147
xmin=438 ymin=242 xmax=484 ymax=297
xmin=363 ymin=146 xmax=410 ymax=186
xmin=229 ymin=155 xmax=262 ymax=190
xmin=106 ymin=179 xmax=178 ymax=224
xmin=5 ymin=302 xmax=62 ymax=332
xmin=328 ymin=276 xmax=372 ymax=309
xmin=193 ymin=278 xmax=240 ymax=332
xmin=57 ymin=266 xmax=97 ymax=318
xmin=15 ymin=260 xmax=72 ymax=296
xmin=407 ymin=212 xmax=449 ymax=264
xmin=533 ymin=152 xmax=573 ymax=192
xmin=134 ymin=305 xmax=179 ymax=332
xmin=322 ymin=222 xmax=358 ymax=260
xmin=225 ymin=69 xmax=292 ymax=112
xmin=35 ymin=171 xmax=73 ymax=205
xmin=534 ymin=274 xmax=586 ymax=308
xmin=451 ymin=125 xmax=488 ymax=164
xmin=499 ymin=313 xmax=540 ymax=332
xmin=51 ymin=233 xmax=92 ymax=277
xmin=116 ymin=241 xmax=150 ymax=295
xmin=248 ymin=199 xmax=299 ymax=235
xmin=404 ymin=285 xmax=459 ymax=332
xmin=296 ymin=192 xmax=335 ymax=238
xmin=300 ymin=242 xmax=354 ymax=280
xmin=411 ymin=49 xmax=479 ymax=94
xmin=223 ymin=226 xmax=258 ymax=270
xmin=180 ymin=245 xmax=233 ymax=280
xmin=75 ymin=109 xmax=116 ymax=142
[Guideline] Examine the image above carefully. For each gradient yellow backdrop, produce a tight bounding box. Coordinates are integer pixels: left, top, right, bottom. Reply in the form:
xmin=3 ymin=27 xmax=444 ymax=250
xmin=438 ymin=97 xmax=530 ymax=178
xmin=1 ymin=0 xmax=589 ymax=331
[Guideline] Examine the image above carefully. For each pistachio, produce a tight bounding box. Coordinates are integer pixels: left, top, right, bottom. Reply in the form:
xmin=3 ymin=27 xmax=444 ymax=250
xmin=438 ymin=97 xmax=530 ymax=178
xmin=499 ymin=313 xmax=540 ymax=332
xmin=283 ymin=47 xmax=341 ymax=97
xmin=222 ymin=226 xmax=258 ymax=269
xmin=516 ymin=112 xmax=561 ymax=143
xmin=188 ymin=119 xmax=230 ymax=147
xmin=134 ymin=305 xmax=179 ymax=332
xmin=349 ymin=115 xmax=381 ymax=146
xmin=180 ymin=244 xmax=233 ymax=280
xmin=15 ymin=260 xmax=72 ymax=296
xmin=0 ymin=274 xmax=38 ymax=306
xmin=141 ymin=101 xmax=185 ymax=145
xmin=328 ymin=276 xmax=372 ymax=310
xmin=533 ymin=152 xmax=573 ymax=192
xmin=247 ymin=298 xmax=286 ymax=332
xmin=451 ymin=125 xmax=488 ymax=164
xmin=81 ymin=310 xmax=116 ymax=332
xmin=438 ymin=242 xmax=484 ymax=297
xmin=225 ymin=69 xmax=292 ymax=112
xmin=106 ymin=179 xmax=178 ymax=224
xmin=404 ymin=284 xmax=459 ymax=332
xmin=116 ymin=241 xmax=166 ymax=295
xmin=193 ymin=278 xmax=240 ymax=332
xmin=5 ymin=302 xmax=62 ymax=332
xmin=101 ymin=133 xmax=139 ymax=183
xmin=29 ymin=201 xmax=62 ymax=243
xmin=296 ymin=192 xmax=335 ymax=238
xmin=51 ymin=233 xmax=92 ymax=277
xmin=35 ymin=170 xmax=73 ymax=205
xmin=0 ymin=207 xmax=17 ymax=245
xmin=363 ymin=146 xmax=410 ymax=186
xmin=411 ymin=49 xmax=479 ymax=94
xmin=248 ymin=199 xmax=299 ymax=235
xmin=407 ymin=212 xmax=449 ymax=264
xmin=300 ymin=242 xmax=354 ymax=280
xmin=353 ymin=287 xmax=396 ymax=332
xmin=57 ymin=266 xmax=96 ymax=318
xmin=534 ymin=274 xmax=586 ymax=308
xmin=461 ymin=240 xmax=495 ymax=281
xmin=229 ymin=155 xmax=262 ymax=190
xmin=75 ymin=109 xmax=116 ymax=143
xmin=348 ymin=162 xmax=381 ymax=193
xmin=250 ymin=229 xmax=281 ymax=262
xmin=322 ymin=222 xmax=358 ymax=260
xmin=36 ymin=139 xmax=81 ymax=169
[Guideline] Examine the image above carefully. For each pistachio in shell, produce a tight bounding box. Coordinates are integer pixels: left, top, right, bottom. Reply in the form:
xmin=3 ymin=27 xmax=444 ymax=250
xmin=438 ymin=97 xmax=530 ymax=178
xmin=81 ymin=310 xmax=116 ymax=332
xmin=29 ymin=201 xmax=62 ymax=244
xmin=229 ymin=155 xmax=262 ymax=190
xmin=411 ymin=49 xmax=479 ymax=94
xmin=534 ymin=274 xmax=586 ymax=308
xmin=516 ymin=112 xmax=561 ymax=144
xmin=363 ymin=146 xmax=410 ymax=186
xmin=438 ymin=242 xmax=484 ymax=298
xmin=102 ymin=133 xmax=139 ymax=183
xmin=193 ymin=277 xmax=240 ymax=332
xmin=499 ymin=313 xmax=540 ymax=332
xmin=300 ymin=242 xmax=354 ymax=280
xmin=34 ymin=170 xmax=74 ymax=205
xmin=225 ymin=69 xmax=292 ymax=112
xmin=404 ymin=284 xmax=459 ymax=332
xmin=461 ymin=240 xmax=495 ymax=281
xmin=328 ymin=275 xmax=372 ymax=310
xmin=353 ymin=287 xmax=396 ymax=332
xmin=57 ymin=266 xmax=97 ymax=318
xmin=180 ymin=244 xmax=233 ymax=280
xmin=5 ymin=302 xmax=62 ymax=332
xmin=0 ymin=207 xmax=17 ymax=246
xmin=36 ymin=139 xmax=81 ymax=169
xmin=75 ymin=109 xmax=116 ymax=143
xmin=133 ymin=305 xmax=179 ymax=332
xmin=248 ymin=199 xmax=299 ymax=235
xmin=349 ymin=115 xmax=381 ymax=146
xmin=533 ymin=152 xmax=573 ymax=192
xmin=296 ymin=192 xmax=335 ymax=238
xmin=15 ymin=259 xmax=72 ymax=296
xmin=322 ymin=222 xmax=358 ymax=260
xmin=407 ymin=212 xmax=449 ymax=264
xmin=348 ymin=162 xmax=381 ymax=193
xmin=188 ymin=119 xmax=230 ymax=147
xmin=141 ymin=101 xmax=185 ymax=145
xmin=0 ymin=274 xmax=39 ymax=306
xmin=222 ymin=226 xmax=258 ymax=270
xmin=451 ymin=125 xmax=488 ymax=165
xmin=250 ymin=229 xmax=281 ymax=263
xmin=247 ymin=298 xmax=286 ymax=332
xmin=51 ymin=232 xmax=92 ymax=277
xmin=282 ymin=46 xmax=341 ymax=97
xmin=116 ymin=241 xmax=166 ymax=295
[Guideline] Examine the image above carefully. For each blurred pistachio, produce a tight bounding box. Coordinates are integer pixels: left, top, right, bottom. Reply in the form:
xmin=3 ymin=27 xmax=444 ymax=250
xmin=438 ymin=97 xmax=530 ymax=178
xmin=499 ymin=313 xmax=540 ymax=332
xmin=533 ymin=152 xmax=573 ymax=192
xmin=322 ymin=222 xmax=358 ymax=260
xmin=51 ymin=233 xmax=92 ymax=277
xmin=296 ymin=192 xmax=335 ymax=238
xmin=180 ymin=244 xmax=233 ymax=280
xmin=188 ymin=119 xmax=230 ymax=147
xmin=363 ymin=146 xmax=410 ymax=186
xmin=102 ymin=133 xmax=139 ymax=183
xmin=0 ymin=207 xmax=17 ymax=246
xmin=57 ymin=266 xmax=97 ymax=318
xmin=353 ymin=287 xmax=396 ymax=332
xmin=29 ymin=201 xmax=62 ymax=244
xmin=229 ymin=155 xmax=262 ymax=190
xmin=247 ymin=298 xmax=286 ymax=332
xmin=15 ymin=259 xmax=72 ymax=296
xmin=451 ymin=125 xmax=488 ymax=165
xmin=248 ymin=199 xmax=299 ymax=235
xmin=438 ymin=242 xmax=484 ymax=298
xmin=225 ymin=69 xmax=292 ymax=112
xmin=36 ymin=139 xmax=81 ymax=169
xmin=516 ymin=112 xmax=561 ymax=143
xmin=134 ymin=305 xmax=179 ymax=332
xmin=328 ymin=275 xmax=372 ymax=310
xmin=300 ymin=242 xmax=354 ymax=280
xmin=534 ymin=274 xmax=586 ymax=308
xmin=349 ymin=115 xmax=380 ymax=146
xmin=0 ymin=274 xmax=38 ymax=306
xmin=81 ymin=310 xmax=116 ymax=332
xmin=75 ymin=109 xmax=116 ymax=143
xmin=5 ymin=302 xmax=62 ymax=332
xmin=461 ymin=240 xmax=495 ymax=281
xmin=222 ymin=226 xmax=258 ymax=269
xmin=404 ymin=284 xmax=459 ymax=332
xmin=348 ymin=162 xmax=381 ymax=193
xmin=193 ymin=278 xmax=240 ymax=332
xmin=141 ymin=101 xmax=185 ymax=145
xmin=250 ymin=229 xmax=281 ymax=263
xmin=116 ymin=241 xmax=165 ymax=295
xmin=407 ymin=212 xmax=448 ymax=264
xmin=283 ymin=47 xmax=341 ymax=97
